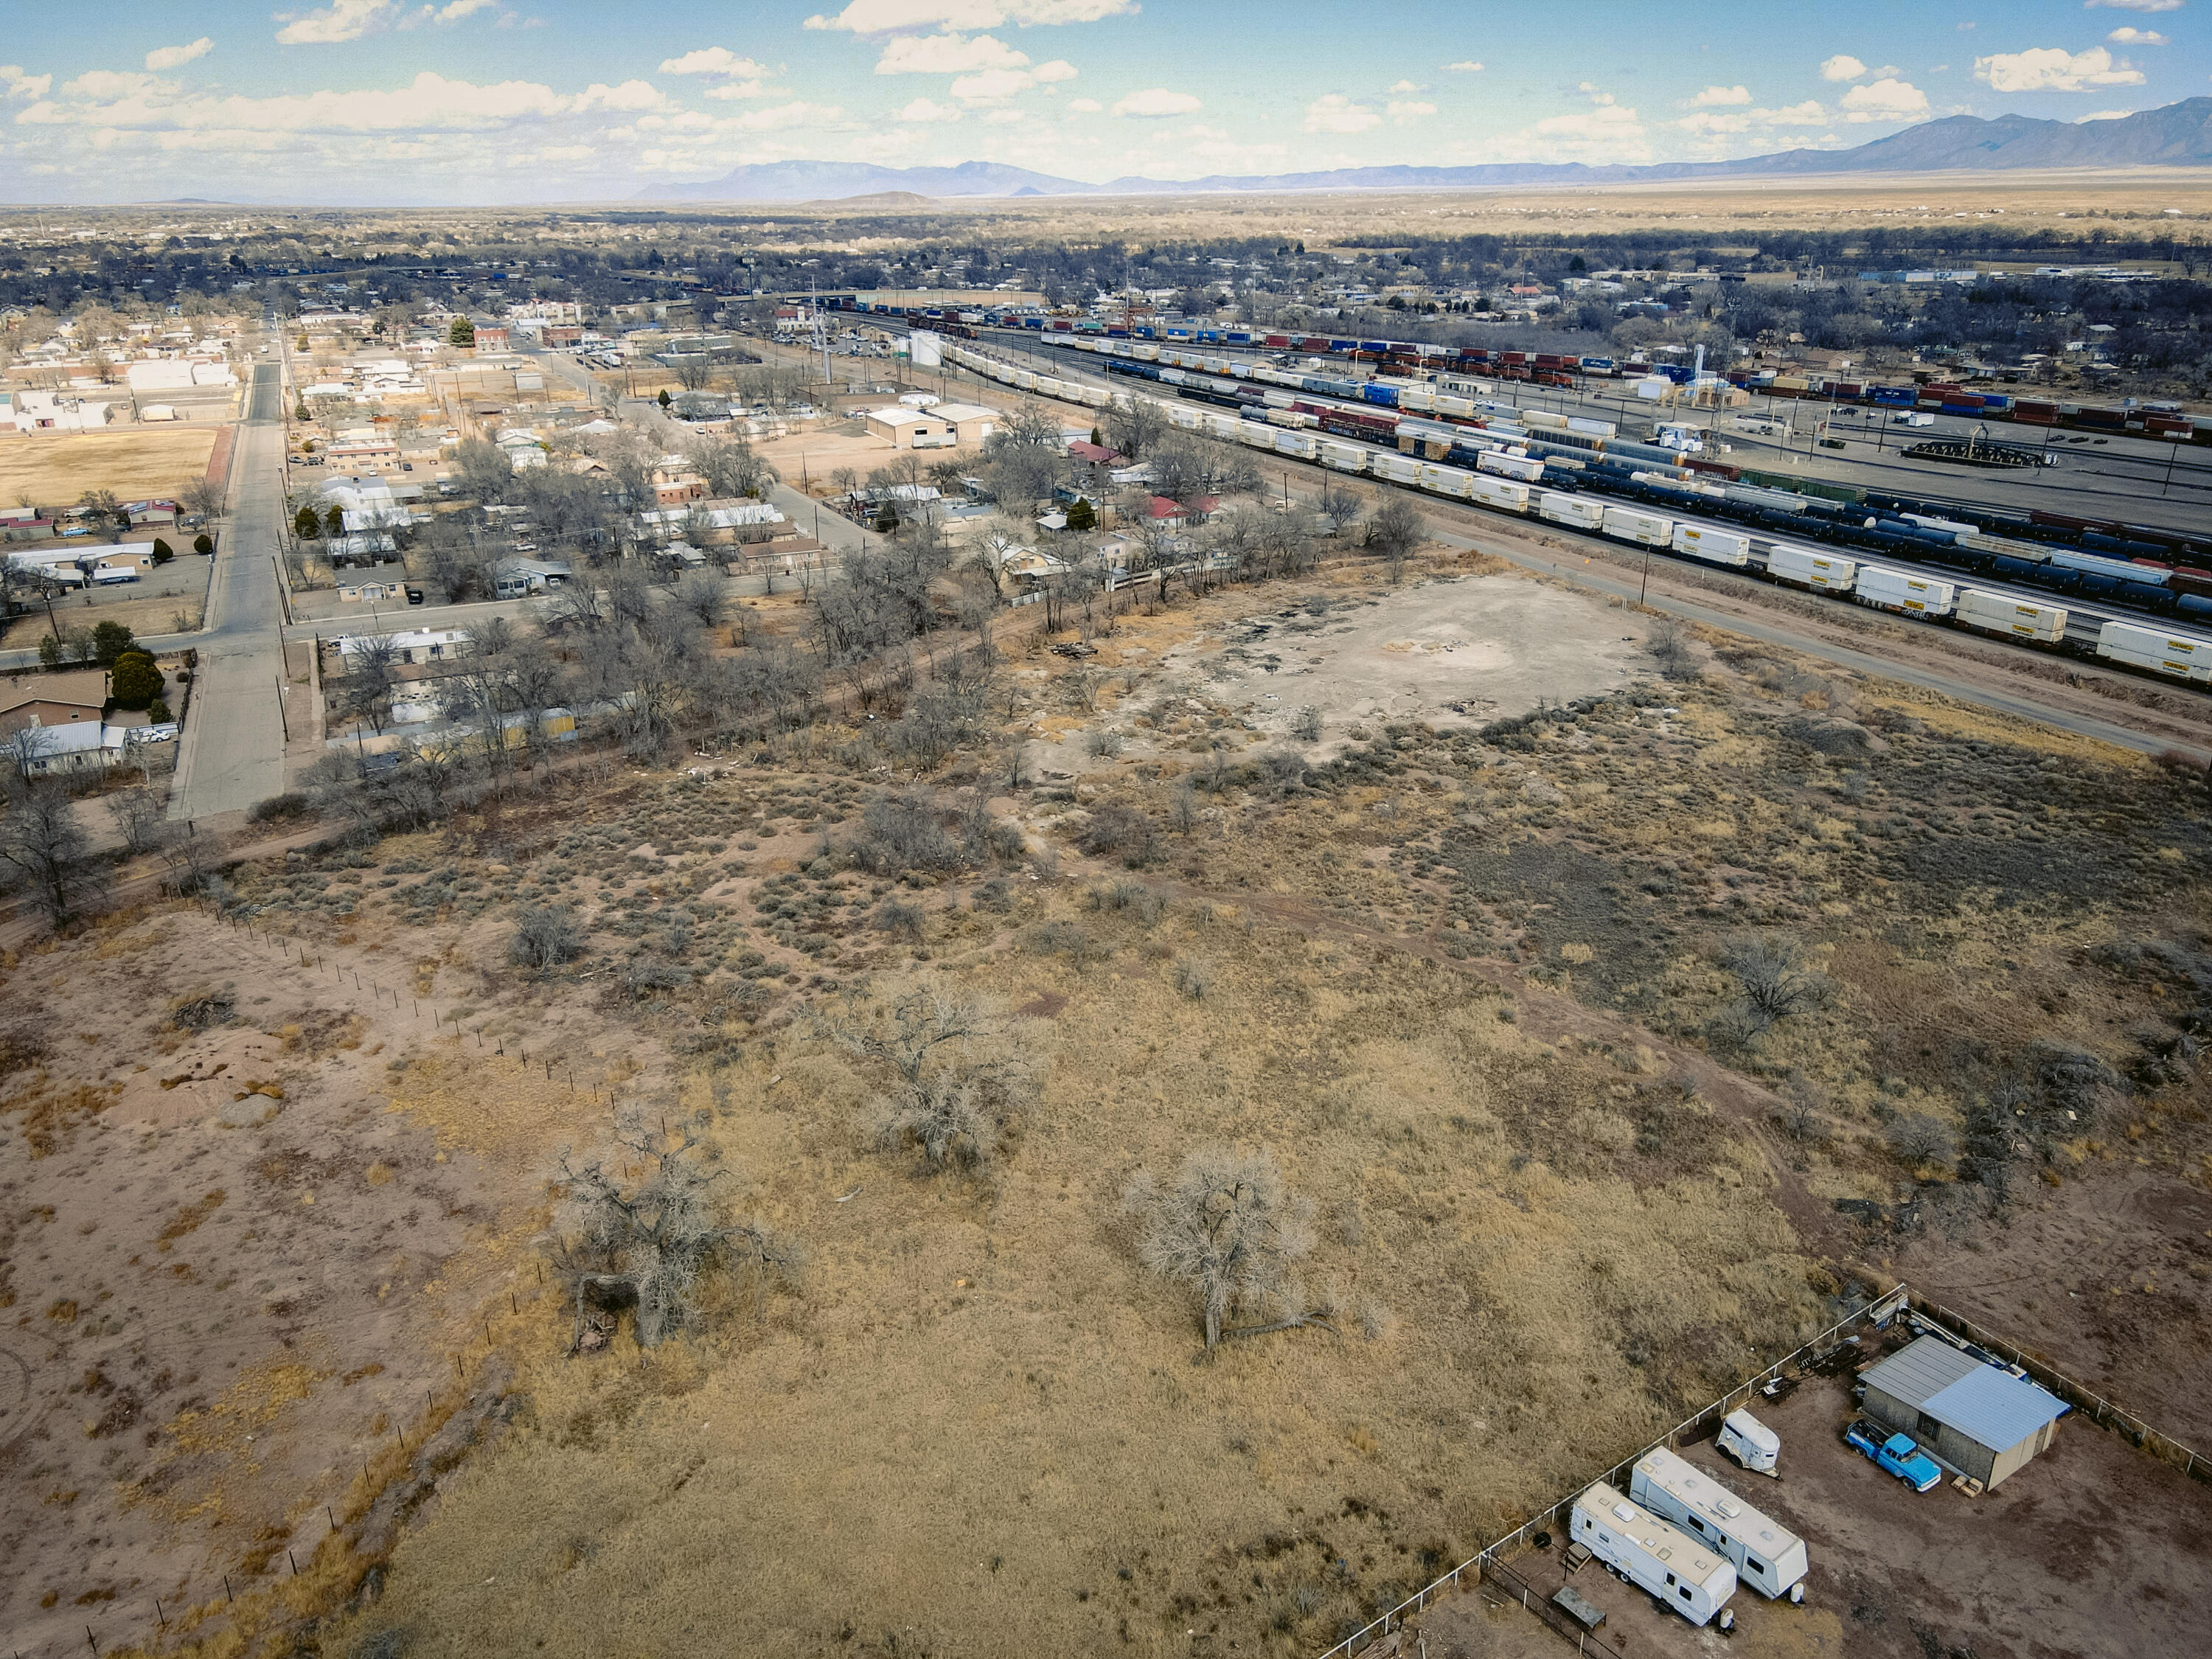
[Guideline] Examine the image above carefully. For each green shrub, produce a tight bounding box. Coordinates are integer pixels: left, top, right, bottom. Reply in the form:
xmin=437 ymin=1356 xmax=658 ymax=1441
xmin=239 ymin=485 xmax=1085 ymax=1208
xmin=192 ymin=533 xmax=215 ymax=556
xmin=92 ymin=619 xmax=137 ymax=665
xmin=151 ymin=538 xmax=175 ymax=565
xmin=147 ymin=698 xmax=173 ymax=723
xmin=111 ymin=650 xmax=163 ymax=710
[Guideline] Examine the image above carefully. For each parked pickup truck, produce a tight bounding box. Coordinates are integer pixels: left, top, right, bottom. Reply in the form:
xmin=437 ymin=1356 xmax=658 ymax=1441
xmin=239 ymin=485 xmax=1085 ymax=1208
xmin=1844 ymin=1420 xmax=1943 ymax=1492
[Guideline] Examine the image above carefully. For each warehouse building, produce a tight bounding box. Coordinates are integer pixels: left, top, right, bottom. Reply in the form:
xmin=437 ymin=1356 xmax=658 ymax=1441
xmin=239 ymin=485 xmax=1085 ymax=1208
xmin=1857 ymin=1336 xmax=2070 ymax=1490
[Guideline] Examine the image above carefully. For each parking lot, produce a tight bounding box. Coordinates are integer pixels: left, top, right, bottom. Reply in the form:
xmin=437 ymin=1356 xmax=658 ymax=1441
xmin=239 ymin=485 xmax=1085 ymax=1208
xmin=1420 ymin=1363 xmax=2212 ymax=1659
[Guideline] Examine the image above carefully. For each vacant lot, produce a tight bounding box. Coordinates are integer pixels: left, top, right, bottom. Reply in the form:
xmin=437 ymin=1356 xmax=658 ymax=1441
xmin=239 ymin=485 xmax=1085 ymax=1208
xmin=0 ymin=426 xmax=220 ymax=507
xmin=7 ymin=549 xmax=2211 ymax=1659
xmin=0 ymin=554 xmax=214 ymax=647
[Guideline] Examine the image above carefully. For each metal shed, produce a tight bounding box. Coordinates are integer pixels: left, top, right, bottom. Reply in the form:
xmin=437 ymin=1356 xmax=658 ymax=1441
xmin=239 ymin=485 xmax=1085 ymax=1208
xmin=1858 ymin=1336 xmax=2070 ymax=1489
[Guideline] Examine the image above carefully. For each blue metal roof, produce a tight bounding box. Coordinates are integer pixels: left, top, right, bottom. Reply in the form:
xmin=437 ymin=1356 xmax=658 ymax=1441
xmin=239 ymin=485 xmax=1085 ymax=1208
xmin=1920 ymin=1366 xmax=2070 ymax=1453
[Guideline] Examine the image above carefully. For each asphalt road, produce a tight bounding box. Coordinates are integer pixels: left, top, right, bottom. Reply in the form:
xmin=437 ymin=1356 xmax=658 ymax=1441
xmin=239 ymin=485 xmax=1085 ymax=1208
xmin=166 ymin=362 xmax=290 ymax=821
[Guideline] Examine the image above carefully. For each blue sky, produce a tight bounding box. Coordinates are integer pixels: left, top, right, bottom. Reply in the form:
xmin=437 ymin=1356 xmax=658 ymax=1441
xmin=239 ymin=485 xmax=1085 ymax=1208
xmin=1 ymin=0 xmax=2205 ymax=203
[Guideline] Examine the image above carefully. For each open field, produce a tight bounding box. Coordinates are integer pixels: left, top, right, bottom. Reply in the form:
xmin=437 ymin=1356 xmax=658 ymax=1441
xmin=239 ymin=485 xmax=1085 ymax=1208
xmin=0 ymin=428 xmax=221 ymax=509
xmin=4 ymin=549 xmax=2211 ymax=1658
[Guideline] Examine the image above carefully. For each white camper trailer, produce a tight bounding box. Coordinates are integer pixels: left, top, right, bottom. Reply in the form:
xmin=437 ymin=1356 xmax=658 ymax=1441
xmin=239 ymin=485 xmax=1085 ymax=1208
xmin=1571 ymin=1482 xmax=1738 ymax=1628
xmin=1629 ymin=1448 xmax=1808 ymax=1600
xmin=1717 ymin=1409 xmax=1781 ymax=1476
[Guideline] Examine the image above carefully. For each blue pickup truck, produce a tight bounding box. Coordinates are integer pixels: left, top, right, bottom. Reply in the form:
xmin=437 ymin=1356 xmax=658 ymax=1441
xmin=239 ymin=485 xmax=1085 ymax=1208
xmin=1845 ymin=1420 xmax=1944 ymax=1492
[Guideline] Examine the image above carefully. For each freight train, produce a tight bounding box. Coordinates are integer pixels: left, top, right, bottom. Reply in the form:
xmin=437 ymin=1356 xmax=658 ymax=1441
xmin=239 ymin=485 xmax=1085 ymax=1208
xmin=936 ymin=339 xmax=2212 ymax=689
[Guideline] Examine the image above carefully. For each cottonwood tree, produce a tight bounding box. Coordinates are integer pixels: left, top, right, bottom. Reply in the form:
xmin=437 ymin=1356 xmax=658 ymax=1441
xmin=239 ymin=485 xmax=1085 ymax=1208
xmin=105 ymin=784 xmax=168 ymax=856
xmin=823 ymin=984 xmax=1041 ymax=1175
xmin=554 ymin=1110 xmax=802 ymax=1349
xmin=1365 ymin=495 xmax=1425 ymax=584
xmin=690 ymin=431 xmax=777 ymax=499
xmin=1123 ymin=1147 xmax=1340 ymax=1351
xmin=1104 ymin=395 xmax=1169 ymax=462
xmin=980 ymin=400 xmax=1065 ymax=507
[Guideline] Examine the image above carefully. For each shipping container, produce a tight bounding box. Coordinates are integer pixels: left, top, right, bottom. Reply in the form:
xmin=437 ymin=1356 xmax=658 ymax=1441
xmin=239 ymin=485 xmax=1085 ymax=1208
xmin=1602 ymin=506 xmax=1674 ymax=548
xmin=1767 ymin=546 xmax=1857 ymax=592
xmin=1476 ymin=449 xmax=1545 ymax=483
xmin=1674 ymin=525 xmax=1750 ymax=567
xmin=1316 ymin=439 xmax=1367 ymax=473
xmin=2098 ymin=620 xmax=2212 ymax=665
xmin=1857 ymin=566 xmax=1957 ymax=617
xmin=1538 ymin=493 xmax=1604 ymax=531
xmin=1957 ymin=589 xmax=2067 ymax=643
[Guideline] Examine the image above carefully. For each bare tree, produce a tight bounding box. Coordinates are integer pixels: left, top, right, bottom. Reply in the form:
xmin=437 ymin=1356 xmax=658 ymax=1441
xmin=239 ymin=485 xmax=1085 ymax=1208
xmin=338 ymin=632 xmax=400 ymax=734
xmin=1364 ymin=496 xmax=1425 ymax=584
xmin=674 ymin=567 xmax=730 ymax=629
xmin=1317 ymin=479 xmax=1365 ymax=537
xmin=554 ymin=1111 xmax=801 ymax=1349
xmin=1103 ymin=395 xmax=1169 ymax=462
xmin=0 ymin=768 xmax=96 ymax=931
xmin=510 ymin=903 xmax=583 ymax=970
xmin=105 ymin=784 xmax=169 ymax=856
xmin=690 ymin=431 xmax=778 ymax=500
xmin=1722 ymin=934 xmax=1832 ymax=1030
xmin=1122 ymin=1147 xmax=1339 ymax=1351
xmin=178 ymin=476 xmax=228 ymax=524
xmin=823 ymin=984 xmax=1042 ymax=1175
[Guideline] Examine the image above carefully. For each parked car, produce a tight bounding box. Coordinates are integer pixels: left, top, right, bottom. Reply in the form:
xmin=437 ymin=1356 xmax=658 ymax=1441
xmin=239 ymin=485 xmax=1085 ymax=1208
xmin=1844 ymin=1420 xmax=1942 ymax=1492
xmin=404 ymin=586 xmax=425 ymax=605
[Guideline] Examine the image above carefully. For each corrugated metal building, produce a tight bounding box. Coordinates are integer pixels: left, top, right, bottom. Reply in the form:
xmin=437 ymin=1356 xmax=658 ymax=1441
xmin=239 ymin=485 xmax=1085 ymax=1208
xmin=1858 ymin=1336 xmax=2070 ymax=1489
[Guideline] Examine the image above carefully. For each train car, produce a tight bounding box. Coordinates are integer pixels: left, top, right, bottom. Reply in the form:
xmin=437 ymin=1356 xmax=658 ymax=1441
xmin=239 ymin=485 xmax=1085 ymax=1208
xmin=1539 ymin=492 xmax=1605 ymax=531
xmin=2098 ymin=620 xmax=2212 ymax=681
xmin=1958 ymin=590 xmax=2068 ymax=643
xmin=1316 ymin=439 xmax=1367 ymax=473
xmin=1477 ymin=450 xmax=1545 ymax=484
xmin=1857 ymin=566 xmax=1958 ymax=619
xmin=1470 ymin=475 xmax=1534 ymax=514
xmin=1603 ymin=506 xmax=1674 ymax=549
xmin=1768 ymin=546 xmax=1858 ymax=593
xmin=1674 ymin=525 xmax=1750 ymax=568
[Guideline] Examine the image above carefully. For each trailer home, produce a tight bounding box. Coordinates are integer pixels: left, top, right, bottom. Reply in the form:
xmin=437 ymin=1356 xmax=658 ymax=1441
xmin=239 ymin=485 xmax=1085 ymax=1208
xmin=1570 ymin=1482 xmax=1738 ymax=1627
xmin=1628 ymin=1449 xmax=1808 ymax=1599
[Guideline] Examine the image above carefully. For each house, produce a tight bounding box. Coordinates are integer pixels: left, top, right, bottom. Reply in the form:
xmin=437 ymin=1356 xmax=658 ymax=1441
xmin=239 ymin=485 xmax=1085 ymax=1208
xmin=1857 ymin=1335 xmax=2070 ymax=1490
xmin=336 ymin=578 xmax=409 ymax=604
xmin=0 ymin=669 xmax=110 ymax=739
xmin=930 ymin=402 xmax=999 ymax=442
xmin=637 ymin=500 xmax=787 ymax=546
xmin=5 ymin=719 xmax=173 ymax=776
xmin=493 ymin=556 xmax=573 ymax=598
xmin=1066 ymin=441 xmax=1122 ymax=468
xmin=865 ymin=407 xmax=953 ymax=449
xmin=335 ymin=629 xmax=470 ymax=669
xmin=1147 ymin=494 xmax=1217 ymax=529
xmin=6 ymin=391 xmax=116 ymax=432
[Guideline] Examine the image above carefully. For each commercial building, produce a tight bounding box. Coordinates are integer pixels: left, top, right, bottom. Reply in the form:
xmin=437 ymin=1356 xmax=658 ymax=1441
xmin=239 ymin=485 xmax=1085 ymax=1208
xmin=1857 ymin=1336 xmax=2070 ymax=1490
xmin=866 ymin=406 xmax=954 ymax=449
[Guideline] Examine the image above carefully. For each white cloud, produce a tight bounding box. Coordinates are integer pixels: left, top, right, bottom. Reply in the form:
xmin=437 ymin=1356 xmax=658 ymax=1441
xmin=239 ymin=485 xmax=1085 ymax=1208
xmin=1 ymin=64 xmax=55 ymax=100
xmin=1975 ymin=46 xmax=2144 ymax=92
xmin=1534 ymin=101 xmax=1644 ymax=144
xmin=874 ymin=32 xmax=1027 ymax=73
xmin=1689 ymin=84 xmax=1751 ymax=106
xmin=1066 ymin=96 xmax=1101 ymax=112
xmin=981 ymin=106 xmax=1026 ymax=124
xmin=18 ymin=69 xmax=666 ymax=133
xmin=898 ymin=96 xmax=963 ymax=121
xmin=1033 ymin=60 xmax=1077 ymax=82
xmin=2107 ymin=27 xmax=2169 ymax=44
xmin=659 ymin=48 xmax=776 ymax=78
xmin=1678 ymin=99 xmax=1826 ymax=136
xmin=403 ymin=0 xmax=498 ymax=24
xmin=1113 ymin=87 xmax=1200 ymax=118
xmin=804 ymin=0 xmax=1135 ymax=30
xmin=1387 ymin=100 xmax=1436 ymax=123
xmin=146 ymin=39 xmax=215 ymax=72
xmin=1820 ymin=54 xmax=1868 ymax=81
xmin=1388 ymin=79 xmax=1425 ymax=94
xmin=2084 ymin=0 xmax=2181 ymax=10
xmin=2078 ymin=108 xmax=2138 ymax=120
xmin=1840 ymin=77 xmax=1930 ymax=120
xmin=274 ymin=0 xmax=393 ymax=45
xmin=1304 ymin=93 xmax=1382 ymax=133
xmin=722 ymin=100 xmax=841 ymax=132
xmin=703 ymin=81 xmax=771 ymax=101
xmin=950 ymin=66 xmax=1037 ymax=100
xmin=1442 ymin=60 xmax=1483 ymax=73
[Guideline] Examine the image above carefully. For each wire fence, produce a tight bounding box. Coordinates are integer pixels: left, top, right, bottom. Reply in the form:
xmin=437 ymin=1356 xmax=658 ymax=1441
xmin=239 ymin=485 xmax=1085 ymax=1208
xmin=1312 ymin=1287 xmax=1911 ymax=1659
xmin=1905 ymin=1295 xmax=2211 ymax=1487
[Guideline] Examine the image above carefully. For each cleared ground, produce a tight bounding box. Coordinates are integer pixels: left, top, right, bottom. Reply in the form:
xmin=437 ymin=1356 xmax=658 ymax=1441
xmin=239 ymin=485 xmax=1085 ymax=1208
xmin=0 ymin=426 xmax=220 ymax=506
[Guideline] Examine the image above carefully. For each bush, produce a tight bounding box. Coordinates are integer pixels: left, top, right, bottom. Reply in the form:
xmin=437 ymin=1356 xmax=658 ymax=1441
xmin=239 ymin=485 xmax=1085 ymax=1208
xmin=248 ymin=791 xmax=310 ymax=823
xmin=510 ymin=904 xmax=584 ymax=971
xmin=192 ymin=533 xmax=215 ymax=556
xmin=1077 ymin=801 xmax=1158 ymax=866
xmin=1290 ymin=706 xmax=1324 ymax=743
xmin=294 ymin=505 xmax=321 ymax=540
xmin=151 ymin=538 xmax=175 ymax=565
xmin=110 ymin=650 xmax=163 ymax=710
xmin=1066 ymin=496 xmax=1097 ymax=532
xmin=147 ymin=698 xmax=173 ymax=723
xmin=1887 ymin=1113 xmax=1958 ymax=1171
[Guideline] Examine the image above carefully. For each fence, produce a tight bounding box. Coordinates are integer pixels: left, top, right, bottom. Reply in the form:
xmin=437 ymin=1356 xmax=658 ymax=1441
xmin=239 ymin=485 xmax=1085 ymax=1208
xmin=1907 ymin=1295 xmax=2211 ymax=1487
xmin=1312 ymin=1287 xmax=1910 ymax=1659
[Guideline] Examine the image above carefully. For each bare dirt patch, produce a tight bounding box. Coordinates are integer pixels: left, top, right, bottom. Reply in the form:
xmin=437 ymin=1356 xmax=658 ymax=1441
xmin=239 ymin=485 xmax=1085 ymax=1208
xmin=0 ymin=426 xmax=220 ymax=505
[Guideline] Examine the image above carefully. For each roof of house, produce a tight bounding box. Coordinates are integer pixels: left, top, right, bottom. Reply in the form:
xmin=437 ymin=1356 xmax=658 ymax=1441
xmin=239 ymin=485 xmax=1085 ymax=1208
xmin=1067 ymin=442 xmax=1121 ymax=465
xmin=1861 ymin=1336 xmax=2069 ymax=1449
xmin=0 ymin=669 xmax=108 ymax=713
xmin=864 ymin=406 xmax=939 ymax=427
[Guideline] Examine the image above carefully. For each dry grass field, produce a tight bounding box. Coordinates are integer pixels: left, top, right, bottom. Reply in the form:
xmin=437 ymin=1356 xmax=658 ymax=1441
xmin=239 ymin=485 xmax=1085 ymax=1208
xmin=6 ymin=556 xmax=2211 ymax=1659
xmin=0 ymin=427 xmax=220 ymax=508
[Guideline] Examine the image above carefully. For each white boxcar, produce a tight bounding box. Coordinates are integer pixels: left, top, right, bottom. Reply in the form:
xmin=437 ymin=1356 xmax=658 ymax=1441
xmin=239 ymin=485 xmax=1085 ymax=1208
xmin=1674 ymin=524 xmax=1750 ymax=567
xmin=1629 ymin=1449 xmax=1808 ymax=1600
xmin=1166 ymin=403 xmax=1204 ymax=431
xmin=1271 ymin=429 xmax=1318 ymax=460
xmin=1571 ymin=1483 xmax=1737 ymax=1628
xmin=1539 ymin=492 xmax=1604 ymax=530
xmin=1372 ymin=452 xmax=1422 ymax=486
xmin=1958 ymin=589 xmax=2067 ymax=642
xmin=1602 ymin=506 xmax=1674 ymax=548
xmin=1470 ymin=475 xmax=1532 ymax=514
xmin=1478 ymin=449 xmax=1545 ymax=483
xmin=1425 ymin=465 xmax=1474 ymax=500
xmin=1857 ymin=566 xmax=1957 ymax=617
xmin=1767 ymin=545 xmax=1857 ymax=593
xmin=1317 ymin=439 xmax=1367 ymax=473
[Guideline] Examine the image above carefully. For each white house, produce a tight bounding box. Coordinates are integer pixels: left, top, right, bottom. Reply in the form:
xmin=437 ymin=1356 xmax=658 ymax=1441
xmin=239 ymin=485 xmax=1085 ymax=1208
xmin=7 ymin=391 xmax=116 ymax=433
xmin=335 ymin=628 xmax=470 ymax=668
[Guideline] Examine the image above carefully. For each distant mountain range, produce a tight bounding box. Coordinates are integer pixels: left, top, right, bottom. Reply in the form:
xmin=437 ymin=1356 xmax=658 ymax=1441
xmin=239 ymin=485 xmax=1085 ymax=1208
xmin=641 ymin=98 xmax=2212 ymax=204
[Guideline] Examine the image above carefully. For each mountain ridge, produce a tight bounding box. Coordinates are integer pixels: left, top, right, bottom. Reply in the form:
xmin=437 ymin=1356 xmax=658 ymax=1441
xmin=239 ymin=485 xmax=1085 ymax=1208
xmin=641 ymin=99 xmax=2212 ymax=204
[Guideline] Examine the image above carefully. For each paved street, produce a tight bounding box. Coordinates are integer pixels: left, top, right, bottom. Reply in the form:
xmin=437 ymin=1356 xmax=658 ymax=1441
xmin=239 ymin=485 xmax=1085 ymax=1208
xmin=167 ymin=362 xmax=290 ymax=820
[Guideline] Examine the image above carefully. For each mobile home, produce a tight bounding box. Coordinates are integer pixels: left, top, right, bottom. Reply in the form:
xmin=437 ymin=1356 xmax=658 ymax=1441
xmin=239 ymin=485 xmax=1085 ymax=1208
xmin=1628 ymin=1449 xmax=1808 ymax=1599
xmin=1570 ymin=1482 xmax=1737 ymax=1627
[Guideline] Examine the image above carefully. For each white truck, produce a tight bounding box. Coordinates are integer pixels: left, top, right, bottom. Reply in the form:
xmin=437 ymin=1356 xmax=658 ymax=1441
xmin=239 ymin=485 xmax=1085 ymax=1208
xmin=1571 ymin=1482 xmax=1738 ymax=1628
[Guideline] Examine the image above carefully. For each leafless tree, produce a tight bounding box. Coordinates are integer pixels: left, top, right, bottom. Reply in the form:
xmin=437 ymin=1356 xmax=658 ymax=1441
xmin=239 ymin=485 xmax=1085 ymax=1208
xmin=338 ymin=633 xmax=400 ymax=734
xmin=105 ymin=784 xmax=169 ymax=856
xmin=1103 ymin=395 xmax=1169 ymax=461
xmin=690 ymin=430 xmax=778 ymax=500
xmin=822 ymin=983 xmax=1042 ymax=1175
xmin=980 ymin=400 xmax=1066 ymax=507
xmin=179 ymin=476 xmax=228 ymax=524
xmin=1364 ymin=496 xmax=1425 ymax=583
xmin=0 ymin=767 xmax=96 ymax=930
xmin=510 ymin=903 xmax=583 ymax=970
xmin=1122 ymin=1147 xmax=1339 ymax=1351
xmin=554 ymin=1110 xmax=801 ymax=1349
xmin=1722 ymin=934 xmax=1832 ymax=1029
xmin=674 ymin=567 xmax=730 ymax=629
xmin=1317 ymin=479 xmax=1364 ymax=537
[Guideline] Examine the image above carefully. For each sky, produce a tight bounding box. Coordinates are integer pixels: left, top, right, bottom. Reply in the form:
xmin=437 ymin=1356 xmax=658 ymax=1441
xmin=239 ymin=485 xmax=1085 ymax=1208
xmin=0 ymin=0 xmax=2207 ymax=204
